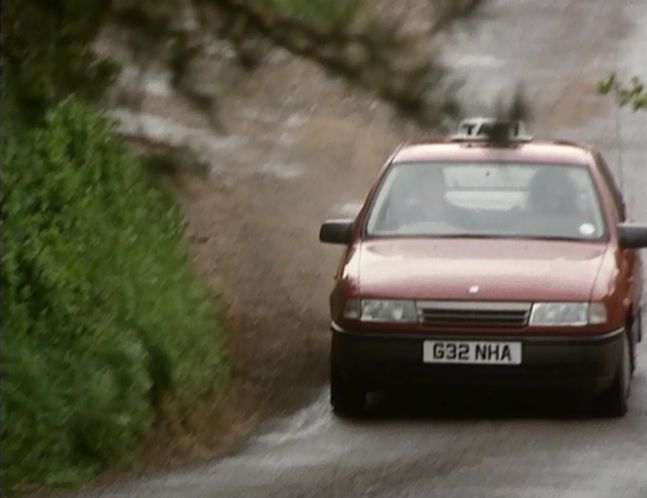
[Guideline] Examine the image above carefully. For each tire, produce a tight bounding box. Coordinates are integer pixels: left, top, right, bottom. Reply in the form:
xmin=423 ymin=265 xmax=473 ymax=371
xmin=330 ymin=339 xmax=366 ymax=416
xmin=596 ymin=331 xmax=631 ymax=417
xmin=636 ymin=309 xmax=643 ymax=343
xmin=630 ymin=326 xmax=637 ymax=374
xmin=629 ymin=311 xmax=640 ymax=372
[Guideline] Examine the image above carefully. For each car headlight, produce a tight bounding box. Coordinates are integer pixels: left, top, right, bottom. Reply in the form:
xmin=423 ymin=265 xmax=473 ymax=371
xmin=343 ymin=299 xmax=418 ymax=322
xmin=361 ymin=299 xmax=418 ymax=322
xmin=529 ymin=302 xmax=607 ymax=326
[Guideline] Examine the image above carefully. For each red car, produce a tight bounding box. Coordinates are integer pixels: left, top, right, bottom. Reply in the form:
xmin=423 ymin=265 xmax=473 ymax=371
xmin=320 ymin=118 xmax=647 ymax=417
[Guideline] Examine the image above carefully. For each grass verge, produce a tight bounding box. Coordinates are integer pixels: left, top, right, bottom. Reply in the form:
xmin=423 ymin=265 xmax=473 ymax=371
xmin=1 ymin=98 xmax=228 ymax=493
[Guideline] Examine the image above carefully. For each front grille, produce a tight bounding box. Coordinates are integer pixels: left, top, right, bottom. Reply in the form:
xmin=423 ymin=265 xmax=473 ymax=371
xmin=417 ymin=301 xmax=531 ymax=328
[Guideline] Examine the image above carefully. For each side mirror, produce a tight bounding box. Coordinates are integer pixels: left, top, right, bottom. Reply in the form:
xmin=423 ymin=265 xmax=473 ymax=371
xmin=617 ymin=223 xmax=647 ymax=249
xmin=320 ymin=219 xmax=353 ymax=245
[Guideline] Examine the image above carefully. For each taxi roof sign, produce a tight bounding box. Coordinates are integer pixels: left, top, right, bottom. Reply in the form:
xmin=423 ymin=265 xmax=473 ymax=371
xmin=451 ymin=117 xmax=533 ymax=142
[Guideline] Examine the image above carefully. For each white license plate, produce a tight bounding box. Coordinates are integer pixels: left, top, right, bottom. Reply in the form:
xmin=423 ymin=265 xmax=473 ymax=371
xmin=423 ymin=340 xmax=522 ymax=365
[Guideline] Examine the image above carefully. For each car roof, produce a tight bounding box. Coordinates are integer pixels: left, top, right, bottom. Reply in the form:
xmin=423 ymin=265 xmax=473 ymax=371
xmin=392 ymin=140 xmax=595 ymax=166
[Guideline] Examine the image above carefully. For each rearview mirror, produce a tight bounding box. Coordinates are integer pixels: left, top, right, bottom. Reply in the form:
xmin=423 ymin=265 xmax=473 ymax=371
xmin=320 ymin=219 xmax=353 ymax=245
xmin=617 ymin=223 xmax=647 ymax=249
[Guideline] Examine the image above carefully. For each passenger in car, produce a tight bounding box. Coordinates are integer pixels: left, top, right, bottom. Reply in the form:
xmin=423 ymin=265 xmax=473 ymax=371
xmin=380 ymin=167 xmax=483 ymax=233
xmin=380 ymin=167 xmax=451 ymax=230
xmin=526 ymin=168 xmax=579 ymax=216
xmin=524 ymin=168 xmax=593 ymax=238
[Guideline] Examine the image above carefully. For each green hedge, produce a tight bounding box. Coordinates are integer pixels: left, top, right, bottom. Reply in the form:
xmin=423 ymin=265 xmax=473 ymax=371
xmin=1 ymin=98 xmax=227 ymax=490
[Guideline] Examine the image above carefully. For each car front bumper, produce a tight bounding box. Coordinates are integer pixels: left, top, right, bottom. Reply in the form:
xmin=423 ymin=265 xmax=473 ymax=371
xmin=331 ymin=323 xmax=625 ymax=393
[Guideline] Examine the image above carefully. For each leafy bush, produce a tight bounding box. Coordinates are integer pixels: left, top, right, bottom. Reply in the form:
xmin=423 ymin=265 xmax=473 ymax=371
xmin=1 ymin=98 xmax=227 ymax=491
xmin=598 ymin=74 xmax=647 ymax=111
xmin=3 ymin=0 xmax=119 ymax=125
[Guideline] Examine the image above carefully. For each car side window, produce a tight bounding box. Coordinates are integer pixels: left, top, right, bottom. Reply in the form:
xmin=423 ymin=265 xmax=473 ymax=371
xmin=596 ymin=154 xmax=627 ymax=221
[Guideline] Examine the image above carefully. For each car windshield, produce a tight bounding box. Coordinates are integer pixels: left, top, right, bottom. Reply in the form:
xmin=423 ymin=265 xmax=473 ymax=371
xmin=366 ymin=161 xmax=606 ymax=240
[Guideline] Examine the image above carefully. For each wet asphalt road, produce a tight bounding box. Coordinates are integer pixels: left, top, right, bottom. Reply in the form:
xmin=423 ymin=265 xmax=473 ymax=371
xmin=79 ymin=1 xmax=647 ymax=497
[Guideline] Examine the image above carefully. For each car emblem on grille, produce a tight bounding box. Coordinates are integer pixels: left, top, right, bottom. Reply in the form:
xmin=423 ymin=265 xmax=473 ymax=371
xmin=468 ymin=285 xmax=480 ymax=294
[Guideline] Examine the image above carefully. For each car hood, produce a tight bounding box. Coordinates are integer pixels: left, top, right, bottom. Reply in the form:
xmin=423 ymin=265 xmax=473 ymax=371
xmin=357 ymin=238 xmax=609 ymax=301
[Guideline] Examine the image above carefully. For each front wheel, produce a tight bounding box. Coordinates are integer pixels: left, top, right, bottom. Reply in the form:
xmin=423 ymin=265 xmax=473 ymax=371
xmin=330 ymin=340 xmax=366 ymax=416
xmin=596 ymin=332 xmax=631 ymax=417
